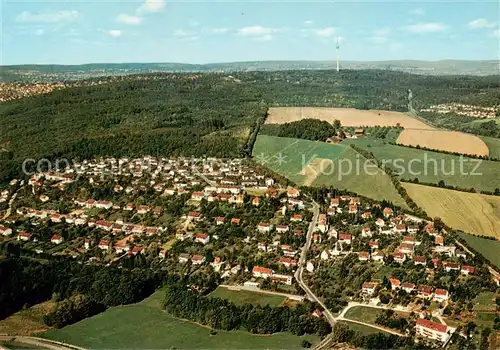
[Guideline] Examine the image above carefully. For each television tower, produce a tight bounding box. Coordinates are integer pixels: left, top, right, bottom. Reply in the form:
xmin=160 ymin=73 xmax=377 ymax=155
xmin=336 ymin=36 xmax=340 ymax=72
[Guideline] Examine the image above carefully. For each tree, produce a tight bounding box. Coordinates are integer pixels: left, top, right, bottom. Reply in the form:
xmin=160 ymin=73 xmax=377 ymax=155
xmin=301 ymin=340 xmax=312 ymax=348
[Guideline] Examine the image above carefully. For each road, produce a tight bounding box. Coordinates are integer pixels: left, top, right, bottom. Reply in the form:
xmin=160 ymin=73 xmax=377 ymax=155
xmin=1 ymin=190 xmax=20 ymax=220
xmin=293 ymin=198 xmax=338 ymax=350
xmin=193 ymin=168 xmax=216 ymax=187
xmin=0 ymin=335 xmax=86 ymax=350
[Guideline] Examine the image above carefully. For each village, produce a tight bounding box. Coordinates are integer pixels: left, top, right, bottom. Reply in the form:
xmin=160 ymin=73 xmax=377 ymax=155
xmin=420 ymin=103 xmax=499 ymax=119
xmin=0 ymin=155 xmax=498 ymax=348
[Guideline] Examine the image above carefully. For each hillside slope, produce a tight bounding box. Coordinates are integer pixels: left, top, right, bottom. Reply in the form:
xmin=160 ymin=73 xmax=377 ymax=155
xmin=253 ymin=135 xmax=408 ymax=208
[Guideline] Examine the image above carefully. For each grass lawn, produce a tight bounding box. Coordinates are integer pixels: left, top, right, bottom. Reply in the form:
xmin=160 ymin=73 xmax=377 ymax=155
xmin=344 ymin=306 xmax=381 ymax=324
xmin=42 ymin=288 xmax=317 ymax=349
xmin=458 ymin=233 xmax=500 ymax=268
xmin=373 ymin=265 xmax=394 ymax=280
xmin=473 ymin=292 xmax=497 ymax=313
xmin=253 ymin=134 xmax=407 ymax=208
xmin=209 ymin=287 xmax=286 ymax=307
xmin=340 ymin=321 xmax=392 ymax=336
xmin=480 ymin=136 xmax=500 ymax=159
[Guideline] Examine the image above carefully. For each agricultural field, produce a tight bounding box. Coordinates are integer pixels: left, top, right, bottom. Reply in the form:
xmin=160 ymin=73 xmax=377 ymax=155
xmin=480 ymin=136 xmax=500 ymax=159
xmin=209 ymin=287 xmax=287 ymax=307
xmin=253 ymin=135 xmax=408 ymax=208
xmin=343 ymin=138 xmax=500 ymax=193
xmin=402 ymin=183 xmax=500 ymax=239
xmin=458 ymin=233 xmax=500 ymax=269
xmin=42 ymin=288 xmax=317 ymax=349
xmin=396 ymin=129 xmax=489 ymax=157
xmin=266 ymin=107 xmax=434 ymax=129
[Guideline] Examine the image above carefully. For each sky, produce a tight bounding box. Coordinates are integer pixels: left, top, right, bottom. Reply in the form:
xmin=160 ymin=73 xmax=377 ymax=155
xmin=1 ymin=0 xmax=499 ymax=65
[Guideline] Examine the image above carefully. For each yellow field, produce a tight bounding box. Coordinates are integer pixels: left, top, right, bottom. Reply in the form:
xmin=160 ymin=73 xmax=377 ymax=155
xmin=266 ymin=107 xmax=434 ymax=129
xmin=397 ymin=129 xmax=489 ymax=157
xmin=403 ymin=183 xmax=500 ymax=238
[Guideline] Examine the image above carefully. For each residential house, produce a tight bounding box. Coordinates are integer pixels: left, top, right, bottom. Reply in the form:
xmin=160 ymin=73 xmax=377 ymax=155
xmin=252 ymin=266 xmax=273 ymax=279
xmin=0 ymin=226 xmax=12 ymax=236
xmin=187 ymin=211 xmax=202 ymax=221
xmin=279 ymin=257 xmax=297 ymax=269
xmin=433 ymin=289 xmax=449 ymax=302
xmin=50 ymin=234 xmax=64 ymax=245
xmin=215 ymin=217 xmax=225 ymax=225
xmin=372 ymin=251 xmax=385 ymax=262
xmin=191 ymin=254 xmax=206 ymax=265
xmin=290 ymin=214 xmax=303 ymax=222
xmin=287 ymin=189 xmax=300 ymax=198
xmin=418 ymin=285 xmax=433 ymax=299
xmin=17 ymin=231 xmax=31 ymax=241
xmin=338 ymin=233 xmax=352 ymax=245
xmin=98 ymin=240 xmax=110 ymax=251
xmin=443 ymin=262 xmax=460 ymax=272
xmin=415 ymin=319 xmax=450 ymax=343
xmin=270 ymin=274 xmax=293 ymax=286
xmin=390 ymin=278 xmax=401 ymax=290
xmin=461 ymin=265 xmax=475 ymax=275
xmin=231 ymin=218 xmax=241 ymax=225
xmin=358 ymin=252 xmax=370 ymax=262
xmin=383 ymin=207 xmax=394 ymax=218
xmin=361 ymin=226 xmax=372 ymax=238
xmin=393 ymin=252 xmax=406 ymax=264
xmin=252 ymin=197 xmax=261 ymax=206
xmin=369 ymin=240 xmax=379 ymax=250
xmin=413 ymin=256 xmax=427 ymax=266
xmin=195 ymin=233 xmax=210 ymax=245
xmin=276 ymin=225 xmax=289 ymax=233
xmin=179 ymin=253 xmax=190 ymax=263
xmin=401 ymin=282 xmax=416 ymax=294
xmin=362 ymin=282 xmax=379 ymax=296
xmin=257 ymin=223 xmax=272 ymax=233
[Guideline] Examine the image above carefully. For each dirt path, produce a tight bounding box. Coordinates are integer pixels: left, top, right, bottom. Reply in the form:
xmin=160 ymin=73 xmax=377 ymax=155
xmin=0 ymin=336 xmax=86 ymax=350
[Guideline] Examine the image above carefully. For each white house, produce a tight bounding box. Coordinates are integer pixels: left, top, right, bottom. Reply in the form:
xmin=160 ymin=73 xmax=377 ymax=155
xmin=0 ymin=226 xmax=12 ymax=236
xmin=195 ymin=233 xmax=210 ymax=245
xmin=415 ymin=319 xmax=450 ymax=343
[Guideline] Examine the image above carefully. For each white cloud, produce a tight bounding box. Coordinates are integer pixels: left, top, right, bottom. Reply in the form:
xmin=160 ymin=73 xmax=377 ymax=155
xmin=314 ymin=27 xmax=336 ymax=37
xmin=34 ymin=29 xmax=45 ymax=36
xmin=137 ymin=0 xmax=165 ymax=14
xmin=405 ymin=23 xmax=446 ymax=33
xmin=237 ymin=25 xmax=278 ymax=36
xmin=409 ymin=8 xmax=425 ymax=16
xmin=174 ymin=29 xmax=189 ymax=37
xmin=374 ymin=27 xmax=390 ymax=36
xmin=304 ymin=20 xmax=314 ymax=25
xmin=492 ymin=29 xmax=500 ymax=38
xmin=254 ymin=34 xmax=273 ymax=42
xmin=16 ymin=10 xmax=80 ymax=23
xmin=368 ymin=36 xmax=388 ymax=44
xmin=208 ymin=27 xmax=229 ymax=34
xmin=467 ymin=18 xmax=497 ymax=29
xmin=173 ymin=29 xmax=199 ymax=41
xmin=117 ymin=14 xmax=142 ymax=25
xmin=108 ymin=30 xmax=122 ymax=37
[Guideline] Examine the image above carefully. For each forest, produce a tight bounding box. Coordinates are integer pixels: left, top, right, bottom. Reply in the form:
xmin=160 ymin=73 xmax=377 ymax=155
xmin=1 ymin=70 xmax=500 ymax=185
xmin=259 ymin=119 xmax=339 ymax=141
xmin=0 ymin=252 xmax=165 ymax=322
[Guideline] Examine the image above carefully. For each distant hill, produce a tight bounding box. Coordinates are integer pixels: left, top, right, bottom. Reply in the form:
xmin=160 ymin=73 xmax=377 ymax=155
xmin=1 ymin=60 xmax=498 ymax=82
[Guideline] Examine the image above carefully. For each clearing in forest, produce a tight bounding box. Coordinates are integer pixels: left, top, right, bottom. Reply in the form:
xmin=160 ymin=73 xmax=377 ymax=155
xmin=402 ymin=183 xmax=500 ymax=239
xmin=266 ymin=107 xmax=433 ymax=129
xmin=397 ymin=129 xmax=489 ymax=157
